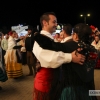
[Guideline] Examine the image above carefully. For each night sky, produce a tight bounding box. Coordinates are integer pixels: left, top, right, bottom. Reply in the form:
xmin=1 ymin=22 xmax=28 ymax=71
xmin=0 ymin=0 xmax=100 ymax=30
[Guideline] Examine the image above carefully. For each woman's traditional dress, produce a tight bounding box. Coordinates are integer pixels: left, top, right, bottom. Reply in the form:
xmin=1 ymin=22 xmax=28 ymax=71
xmin=34 ymin=33 xmax=97 ymax=100
xmin=91 ymin=40 xmax=100 ymax=68
xmin=4 ymin=36 xmax=23 ymax=78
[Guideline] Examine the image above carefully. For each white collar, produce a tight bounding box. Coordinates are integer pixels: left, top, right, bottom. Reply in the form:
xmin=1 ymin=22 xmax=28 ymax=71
xmin=61 ymin=36 xmax=72 ymax=43
xmin=40 ymin=30 xmax=54 ymax=40
xmin=28 ymin=35 xmax=31 ymax=37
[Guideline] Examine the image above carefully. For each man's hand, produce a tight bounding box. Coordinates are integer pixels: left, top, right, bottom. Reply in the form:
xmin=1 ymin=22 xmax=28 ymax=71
xmin=71 ymin=50 xmax=85 ymax=65
xmin=20 ymin=36 xmax=24 ymax=39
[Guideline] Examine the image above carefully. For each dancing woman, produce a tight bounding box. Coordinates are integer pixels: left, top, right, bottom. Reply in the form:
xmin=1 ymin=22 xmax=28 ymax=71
xmin=34 ymin=23 xmax=97 ymax=100
xmin=5 ymin=31 xmax=23 ymax=78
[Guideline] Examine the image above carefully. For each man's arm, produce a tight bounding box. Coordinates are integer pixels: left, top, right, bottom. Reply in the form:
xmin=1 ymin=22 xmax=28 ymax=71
xmin=34 ymin=34 xmax=85 ymax=65
xmin=33 ymin=41 xmax=85 ymax=68
xmin=34 ymin=33 xmax=67 ymax=52
xmin=33 ymin=41 xmax=72 ymax=68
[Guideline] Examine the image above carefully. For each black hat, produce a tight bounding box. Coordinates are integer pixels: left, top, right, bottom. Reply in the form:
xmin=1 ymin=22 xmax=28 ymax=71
xmin=25 ymin=25 xmax=33 ymax=31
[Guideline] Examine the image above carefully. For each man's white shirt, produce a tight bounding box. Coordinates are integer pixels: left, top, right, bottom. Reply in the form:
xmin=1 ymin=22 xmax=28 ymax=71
xmin=33 ymin=30 xmax=72 ymax=68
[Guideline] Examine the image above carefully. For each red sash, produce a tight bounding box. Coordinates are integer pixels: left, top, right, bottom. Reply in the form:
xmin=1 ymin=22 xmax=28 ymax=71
xmin=34 ymin=67 xmax=53 ymax=92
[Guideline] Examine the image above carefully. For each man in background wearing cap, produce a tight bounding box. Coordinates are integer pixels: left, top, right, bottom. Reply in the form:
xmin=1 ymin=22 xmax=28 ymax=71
xmin=25 ymin=25 xmax=36 ymax=76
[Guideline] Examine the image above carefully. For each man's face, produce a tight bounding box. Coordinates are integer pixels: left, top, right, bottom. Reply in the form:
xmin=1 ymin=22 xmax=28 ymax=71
xmin=12 ymin=32 xmax=17 ymax=38
xmin=95 ymin=36 xmax=99 ymax=42
xmin=28 ymin=30 xmax=32 ymax=35
xmin=15 ymin=33 xmax=19 ymax=38
xmin=44 ymin=15 xmax=57 ymax=33
xmin=5 ymin=34 xmax=9 ymax=39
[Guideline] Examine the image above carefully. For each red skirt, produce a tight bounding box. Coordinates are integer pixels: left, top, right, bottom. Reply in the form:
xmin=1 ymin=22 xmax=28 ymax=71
xmin=89 ymin=52 xmax=100 ymax=68
xmin=33 ymin=67 xmax=54 ymax=100
xmin=95 ymin=60 xmax=100 ymax=68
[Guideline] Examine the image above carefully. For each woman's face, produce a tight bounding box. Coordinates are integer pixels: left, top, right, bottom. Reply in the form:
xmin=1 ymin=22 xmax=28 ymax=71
xmin=55 ymin=34 xmax=59 ymax=38
xmin=60 ymin=32 xmax=64 ymax=39
xmin=72 ymin=32 xmax=78 ymax=41
xmin=95 ymin=36 xmax=99 ymax=42
xmin=12 ymin=32 xmax=17 ymax=38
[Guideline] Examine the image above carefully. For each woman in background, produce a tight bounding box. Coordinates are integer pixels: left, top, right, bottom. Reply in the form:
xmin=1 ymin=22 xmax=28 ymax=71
xmin=19 ymin=36 xmax=27 ymax=65
xmin=4 ymin=31 xmax=23 ymax=78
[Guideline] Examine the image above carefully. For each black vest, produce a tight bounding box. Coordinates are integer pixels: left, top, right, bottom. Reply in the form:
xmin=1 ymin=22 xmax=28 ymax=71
xmin=34 ymin=33 xmax=97 ymax=83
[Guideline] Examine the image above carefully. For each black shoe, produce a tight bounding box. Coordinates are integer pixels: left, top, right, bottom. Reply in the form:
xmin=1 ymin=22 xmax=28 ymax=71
xmin=26 ymin=73 xmax=33 ymax=76
xmin=14 ymin=77 xmax=19 ymax=79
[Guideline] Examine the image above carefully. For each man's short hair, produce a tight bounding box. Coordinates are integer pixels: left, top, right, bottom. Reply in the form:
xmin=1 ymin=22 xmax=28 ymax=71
xmin=63 ymin=24 xmax=72 ymax=36
xmin=40 ymin=12 xmax=56 ymax=27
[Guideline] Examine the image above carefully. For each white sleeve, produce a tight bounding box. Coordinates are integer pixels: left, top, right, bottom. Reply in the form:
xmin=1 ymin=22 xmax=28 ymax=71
xmin=1 ymin=40 xmax=4 ymax=50
xmin=33 ymin=41 xmax=72 ymax=68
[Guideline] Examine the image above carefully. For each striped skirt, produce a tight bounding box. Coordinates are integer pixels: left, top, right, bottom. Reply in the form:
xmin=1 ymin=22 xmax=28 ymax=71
xmin=5 ymin=49 xmax=23 ymax=78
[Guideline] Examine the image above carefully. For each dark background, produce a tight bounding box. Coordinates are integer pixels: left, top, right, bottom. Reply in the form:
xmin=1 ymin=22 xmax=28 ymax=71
xmin=0 ymin=0 xmax=100 ymax=32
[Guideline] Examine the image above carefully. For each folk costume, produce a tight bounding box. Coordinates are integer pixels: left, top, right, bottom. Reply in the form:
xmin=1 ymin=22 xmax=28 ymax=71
xmin=4 ymin=35 xmax=23 ymax=78
xmin=33 ymin=30 xmax=72 ymax=100
xmin=91 ymin=39 xmax=100 ymax=68
xmin=34 ymin=24 xmax=97 ymax=100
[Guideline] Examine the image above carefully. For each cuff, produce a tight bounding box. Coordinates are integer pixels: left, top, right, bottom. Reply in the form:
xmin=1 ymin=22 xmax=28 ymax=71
xmin=64 ymin=53 xmax=72 ymax=63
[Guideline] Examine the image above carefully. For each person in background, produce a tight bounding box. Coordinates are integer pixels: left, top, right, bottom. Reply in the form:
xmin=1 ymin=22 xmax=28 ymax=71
xmin=4 ymin=31 xmax=23 ymax=79
xmin=91 ymin=35 xmax=100 ymax=50
xmin=54 ymin=33 xmax=60 ymax=42
xmin=19 ymin=36 xmax=27 ymax=65
xmin=59 ymin=31 xmax=64 ymax=42
xmin=91 ymin=35 xmax=100 ymax=68
xmin=1 ymin=33 xmax=9 ymax=66
xmin=0 ymin=36 xmax=2 ymax=42
xmin=61 ymin=24 xmax=72 ymax=43
xmin=25 ymin=26 xmax=36 ymax=76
